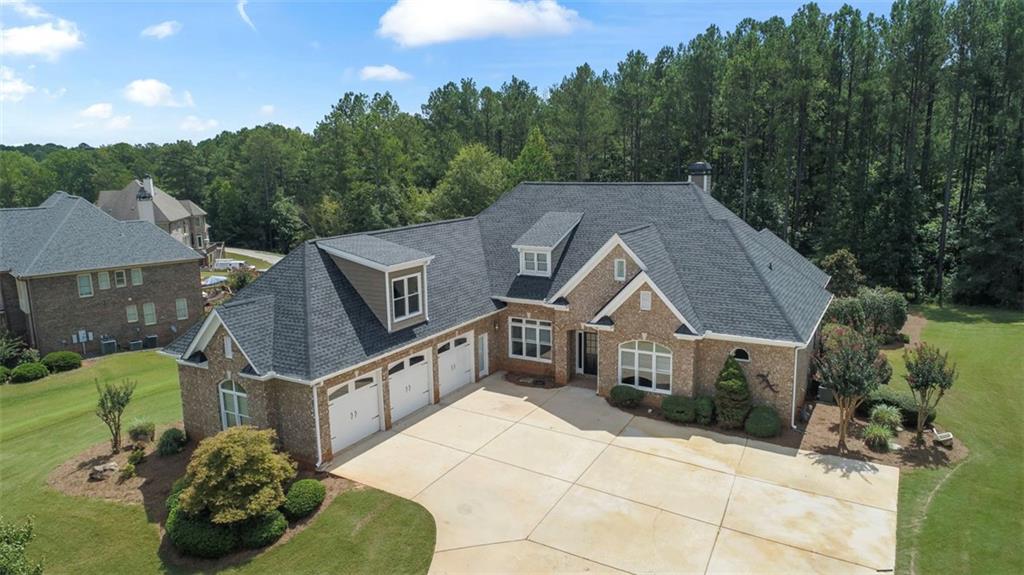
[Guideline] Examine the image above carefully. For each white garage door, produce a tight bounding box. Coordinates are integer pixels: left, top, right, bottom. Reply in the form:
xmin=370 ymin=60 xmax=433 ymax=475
xmin=328 ymin=374 xmax=381 ymax=454
xmin=438 ymin=334 xmax=474 ymax=397
xmin=388 ymin=353 xmax=432 ymax=422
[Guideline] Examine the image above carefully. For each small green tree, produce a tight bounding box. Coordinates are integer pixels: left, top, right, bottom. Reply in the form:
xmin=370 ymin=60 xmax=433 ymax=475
xmin=815 ymin=330 xmax=891 ymax=449
xmin=714 ymin=357 xmax=751 ymax=429
xmin=431 ymin=144 xmax=512 ymax=219
xmin=227 ymin=267 xmax=258 ymax=292
xmin=512 ymin=126 xmax=556 ymax=183
xmin=0 ymin=516 xmax=43 ymax=575
xmin=0 ymin=331 xmax=26 ymax=369
xmin=95 ymin=379 xmax=136 ymax=452
xmin=819 ymin=248 xmax=865 ymax=297
xmin=904 ymin=343 xmax=957 ymax=442
xmin=179 ymin=427 xmax=296 ymax=524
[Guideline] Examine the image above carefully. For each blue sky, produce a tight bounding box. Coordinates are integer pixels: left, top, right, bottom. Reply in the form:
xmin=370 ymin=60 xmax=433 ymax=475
xmin=1 ymin=0 xmax=891 ymax=146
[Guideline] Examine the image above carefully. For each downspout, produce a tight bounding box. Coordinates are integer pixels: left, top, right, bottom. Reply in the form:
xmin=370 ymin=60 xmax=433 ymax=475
xmin=312 ymin=384 xmax=323 ymax=469
xmin=791 ymin=346 xmax=802 ymax=430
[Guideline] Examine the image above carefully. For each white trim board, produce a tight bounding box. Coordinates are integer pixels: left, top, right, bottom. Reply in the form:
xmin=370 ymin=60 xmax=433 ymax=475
xmin=318 ymin=243 xmax=434 ymax=273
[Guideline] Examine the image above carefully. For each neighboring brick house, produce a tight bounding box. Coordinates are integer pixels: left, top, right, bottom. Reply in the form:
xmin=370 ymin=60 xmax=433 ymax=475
xmin=164 ymin=168 xmax=832 ymax=467
xmin=0 ymin=192 xmax=204 ymax=356
xmin=97 ymin=176 xmax=212 ymax=253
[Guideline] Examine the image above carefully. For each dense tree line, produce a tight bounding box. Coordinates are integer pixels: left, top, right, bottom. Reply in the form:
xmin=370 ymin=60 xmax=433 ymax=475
xmin=1 ymin=0 xmax=1020 ymax=308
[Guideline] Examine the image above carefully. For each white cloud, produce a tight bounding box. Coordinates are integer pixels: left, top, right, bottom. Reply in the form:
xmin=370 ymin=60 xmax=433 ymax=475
xmin=123 ymin=79 xmax=194 ymax=107
xmin=0 ymin=19 xmax=84 ymax=60
xmin=43 ymin=86 xmax=66 ymax=99
xmin=80 ymin=102 xmax=113 ymax=118
xmin=378 ymin=0 xmax=581 ymax=47
xmin=236 ymin=0 xmax=256 ymax=31
xmin=259 ymin=104 xmax=275 ymax=116
xmin=106 ymin=115 xmax=132 ymax=130
xmin=359 ymin=64 xmax=412 ymax=82
xmin=141 ymin=20 xmax=182 ymax=39
xmin=0 ymin=66 xmax=35 ymax=102
xmin=7 ymin=0 xmax=51 ymax=19
xmin=180 ymin=115 xmax=218 ymax=132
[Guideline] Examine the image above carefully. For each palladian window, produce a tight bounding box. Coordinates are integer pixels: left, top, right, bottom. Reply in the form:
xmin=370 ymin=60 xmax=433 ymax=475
xmin=619 ymin=340 xmax=672 ymax=393
xmin=219 ymin=380 xmax=251 ymax=428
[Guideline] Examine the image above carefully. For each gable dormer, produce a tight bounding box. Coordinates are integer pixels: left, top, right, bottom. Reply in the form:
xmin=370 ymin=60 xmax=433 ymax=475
xmin=317 ymin=235 xmax=434 ymax=332
xmin=512 ymin=212 xmax=583 ymax=278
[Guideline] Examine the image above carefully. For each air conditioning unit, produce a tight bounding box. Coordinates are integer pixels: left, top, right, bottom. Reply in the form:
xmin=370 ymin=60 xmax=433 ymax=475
xmin=100 ymin=339 xmax=118 ymax=355
xmin=129 ymin=340 xmax=143 ymax=351
xmin=143 ymin=335 xmax=158 ymax=349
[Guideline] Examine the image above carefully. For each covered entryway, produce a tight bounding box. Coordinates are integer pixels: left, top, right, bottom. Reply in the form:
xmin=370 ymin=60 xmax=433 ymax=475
xmin=575 ymin=331 xmax=598 ymax=376
xmin=328 ymin=373 xmax=381 ymax=454
xmin=437 ymin=334 xmax=474 ymax=398
xmin=387 ymin=352 xmax=433 ymax=423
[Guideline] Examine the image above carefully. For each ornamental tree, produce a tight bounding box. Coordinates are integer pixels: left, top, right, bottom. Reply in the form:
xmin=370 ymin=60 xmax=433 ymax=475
xmin=95 ymin=379 xmax=137 ymax=452
xmin=819 ymin=248 xmax=864 ymax=297
xmin=904 ymin=343 xmax=957 ymax=441
xmin=815 ymin=330 xmax=891 ymax=449
xmin=714 ymin=356 xmax=751 ymax=429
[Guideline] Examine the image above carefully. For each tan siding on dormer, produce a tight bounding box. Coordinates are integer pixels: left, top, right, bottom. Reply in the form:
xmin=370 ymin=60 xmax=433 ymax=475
xmin=330 ymin=255 xmax=388 ymax=327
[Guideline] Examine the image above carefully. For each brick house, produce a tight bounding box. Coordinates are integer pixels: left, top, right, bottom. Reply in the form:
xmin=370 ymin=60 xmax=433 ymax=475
xmin=164 ymin=172 xmax=832 ymax=467
xmin=0 ymin=192 xmax=204 ymax=356
xmin=97 ymin=176 xmax=213 ymax=254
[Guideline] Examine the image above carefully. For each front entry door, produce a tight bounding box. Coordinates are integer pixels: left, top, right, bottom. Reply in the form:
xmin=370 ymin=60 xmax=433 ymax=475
xmin=577 ymin=332 xmax=598 ymax=376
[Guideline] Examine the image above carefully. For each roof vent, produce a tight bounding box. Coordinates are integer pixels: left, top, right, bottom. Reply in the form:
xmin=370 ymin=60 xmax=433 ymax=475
xmin=687 ymin=162 xmax=712 ymax=194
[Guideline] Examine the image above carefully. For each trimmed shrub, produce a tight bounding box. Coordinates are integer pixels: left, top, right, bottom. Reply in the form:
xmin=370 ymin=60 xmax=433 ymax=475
xmin=862 ymin=423 xmax=893 ymax=452
xmin=119 ymin=462 xmax=136 ymax=480
xmin=695 ymin=396 xmax=715 ymax=425
xmin=858 ymin=387 xmax=936 ymax=427
xmin=608 ymin=385 xmax=645 ymax=408
xmin=744 ymin=406 xmax=782 ymax=438
xmin=165 ymin=507 xmax=238 ymax=558
xmin=869 ymin=404 xmax=902 ymax=432
xmin=128 ymin=419 xmax=156 ymax=443
xmin=714 ymin=357 xmax=751 ymax=429
xmin=282 ymin=479 xmax=327 ymax=520
xmin=661 ymin=396 xmax=696 ymax=424
xmin=0 ymin=366 xmax=10 ymax=384
xmin=127 ymin=448 xmax=145 ymax=466
xmin=858 ymin=287 xmax=907 ymax=339
xmin=41 ymin=351 xmax=82 ymax=373
xmin=9 ymin=362 xmax=47 ymax=383
xmin=238 ymin=510 xmax=287 ymax=549
xmin=158 ymin=428 xmax=188 ymax=456
xmin=824 ymin=297 xmax=865 ymax=331
xmin=166 ymin=477 xmax=191 ymax=512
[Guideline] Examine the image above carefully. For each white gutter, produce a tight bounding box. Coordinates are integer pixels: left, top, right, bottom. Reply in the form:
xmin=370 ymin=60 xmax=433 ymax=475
xmin=312 ymin=383 xmax=323 ymax=469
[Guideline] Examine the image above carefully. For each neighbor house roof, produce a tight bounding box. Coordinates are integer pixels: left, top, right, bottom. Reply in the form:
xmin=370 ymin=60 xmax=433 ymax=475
xmin=179 ymin=199 xmax=208 ymax=217
xmin=97 ymin=180 xmax=192 ymax=224
xmin=0 ymin=192 xmax=203 ymax=277
xmin=167 ymin=182 xmax=831 ymax=382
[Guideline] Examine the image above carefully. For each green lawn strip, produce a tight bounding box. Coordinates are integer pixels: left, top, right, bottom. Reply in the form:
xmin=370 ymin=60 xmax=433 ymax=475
xmin=0 ymin=351 xmax=436 ymax=575
xmin=893 ymin=306 xmax=1023 ymax=574
xmin=224 ymin=250 xmax=277 ymax=270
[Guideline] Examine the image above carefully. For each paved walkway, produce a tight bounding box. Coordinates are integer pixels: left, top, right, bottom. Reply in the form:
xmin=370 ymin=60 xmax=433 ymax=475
xmin=224 ymin=247 xmax=283 ymax=266
xmin=328 ymin=373 xmax=899 ymax=574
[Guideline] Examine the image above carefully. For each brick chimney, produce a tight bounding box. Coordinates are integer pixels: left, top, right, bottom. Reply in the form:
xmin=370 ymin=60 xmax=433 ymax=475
xmin=137 ymin=175 xmax=155 ymax=223
xmin=687 ymin=161 xmax=712 ymax=194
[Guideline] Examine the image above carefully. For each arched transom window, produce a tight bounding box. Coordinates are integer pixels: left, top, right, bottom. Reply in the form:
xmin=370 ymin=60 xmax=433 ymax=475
xmin=619 ymin=340 xmax=672 ymax=393
xmin=219 ymin=380 xmax=251 ymax=428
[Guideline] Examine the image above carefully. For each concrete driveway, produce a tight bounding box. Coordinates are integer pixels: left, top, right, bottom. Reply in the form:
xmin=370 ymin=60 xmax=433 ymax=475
xmin=328 ymin=373 xmax=899 ymax=574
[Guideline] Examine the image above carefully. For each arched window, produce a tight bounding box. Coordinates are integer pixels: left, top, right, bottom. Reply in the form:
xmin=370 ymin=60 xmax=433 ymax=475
xmin=219 ymin=380 xmax=251 ymax=428
xmin=732 ymin=348 xmax=751 ymax=362
xmin=619 ymin=340 xmax=672 ymax=393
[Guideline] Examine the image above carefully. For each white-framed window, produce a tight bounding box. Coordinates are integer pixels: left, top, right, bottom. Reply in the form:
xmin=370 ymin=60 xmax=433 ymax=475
xmin=391 ymin=272 xmax=422 ymax=322
xmin=219 ymin=380 xmax=251 ymax=428
xmin=114 ymin=270 xmax=127 ymax=288
xmin=126 ymin=304 xmax=139 ymax=323
xmin=175 ymin=298 xmax=189 ymax=320
xmin=97 ymin=271 xmax=111 ymax=290
xmin=639 ymin=291 xmax=652 ymax=311
xmin=520 ymin=250 xmax=550 ymax=276
xmin=77 ymin=274 xmax=93 ymax=298
xmin=142 ymin=302 xmax=156 ymax=325
xmin=508 ymin=317 xmax=552 ymax=362
xmin=732 ymin=348 xmax=751 ymax=362
xmin=130 ymin=268 xmax=143 ymax=286
xmin=614 ymin=258 xmax=627 ymax=281
xmin=619 ymin=340 xmax=672 ymax=393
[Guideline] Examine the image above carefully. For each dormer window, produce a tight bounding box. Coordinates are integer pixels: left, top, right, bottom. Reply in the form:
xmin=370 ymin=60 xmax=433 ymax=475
xmin=391 ymin=273 xmax=422 ymax=321
xmin=521 ymin=250 xmax=550 ymax=277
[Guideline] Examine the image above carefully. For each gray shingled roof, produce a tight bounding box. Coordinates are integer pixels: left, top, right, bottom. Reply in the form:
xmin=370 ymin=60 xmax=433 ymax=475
xmin=317 ymin=234 xmax=432 ymax=267
xmin=513 ymin=211 xmax=583 ymax=249
xmin=167 ymin=183 xmax=830 ymax=381
xmin=179 ymin=199 xmax=208 ymax=217
xmin=0 ymin=192 xmax=202 ymax=277
xmin=97 ymin=180 xmax=192 ymax=224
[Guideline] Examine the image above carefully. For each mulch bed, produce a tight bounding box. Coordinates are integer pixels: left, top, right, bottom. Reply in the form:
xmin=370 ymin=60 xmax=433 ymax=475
xmin=48 ymin=422 xmax=355 ymax=571
xmin=504 ymin=371 xmax=558 ymax=389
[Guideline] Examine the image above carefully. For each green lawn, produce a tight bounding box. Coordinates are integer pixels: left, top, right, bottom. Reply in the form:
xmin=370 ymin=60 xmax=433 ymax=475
xmin=224 ymin=250 xmax=278 ymax=270
xmin=0 ymin=351 xmax=435 ymax=575
xmin=889 ymin=306 xmax=1023 ymax=575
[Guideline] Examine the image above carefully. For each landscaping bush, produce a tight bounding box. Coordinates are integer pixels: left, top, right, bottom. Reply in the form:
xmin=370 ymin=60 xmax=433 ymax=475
xmin=165 ymin=507 xmax=238 ymax=558
xmin=744 ymin=406 xmax=782 ymax=438
xmin=858 ymin=287 xmax=907 ymax=339
xmin=166 ymin=477 xmax=190 ymax=512
xmin=282 ymin=479 xmax=327 ymax=520
xmin=238 ymin=510 xmax=287 ymax=549
xmin=127 ymin=448 xmax=145 ymax=466
xmin=178 ymin=427 xmax=296 ymax=524
xmin=714 ymin=357 xmax=751 ymax=429
xmin=0 ymin=366 xmax=10 ymax=384
xmin=824 ymin=297 xmax=865 ymax=331
xmin=9 ymin=362 xmax=47 ymax=383
xmin=157 ymin=428 xmax=188 ymax=456
xmin=661 ymin=396 xmax=696 ymax=424
xmin=0 ymin=331 xmax=26 ymax=369
xmin=608 ymin=385 xmax=644 ymax=408
xmin=869 ymin=404 xmax=902 ymax=432
xmin=119 ymin=462 xmax=136 ymax=481
xmin=128 ymin=419 xmax=156 ymax=443
xmin=695 ymin=396 xmax=715 ymax=425
xmin=858 ymin=387 xmax=936 ymax=427
xmin=40 ymin=351 xmax=82 ymax=373
xmin=0 ymin=516 xmax=43 ymax=575
xmin=862 ymin=423 xmax=893 ymax=452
